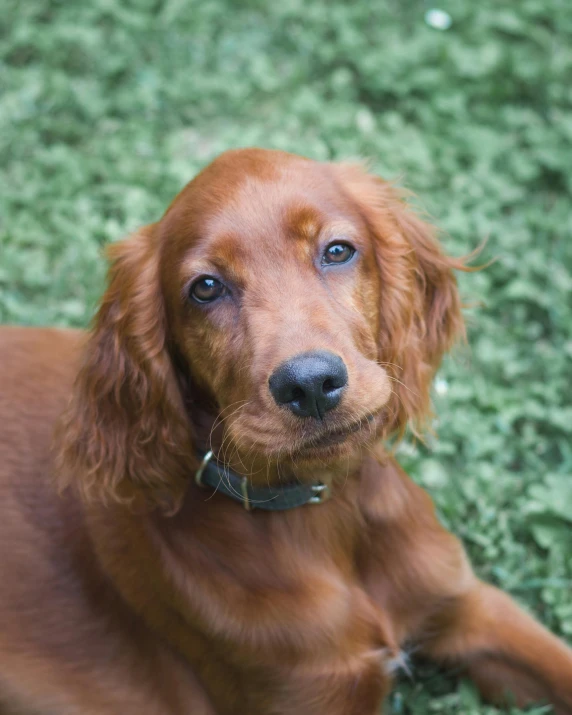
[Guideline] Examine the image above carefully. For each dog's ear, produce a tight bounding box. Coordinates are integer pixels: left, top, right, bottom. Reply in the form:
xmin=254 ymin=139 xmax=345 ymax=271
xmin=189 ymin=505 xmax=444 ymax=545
xmin=55 ymin=225 xmax=194 ymax=513
xmin=333 ymin=163 xmax=467 ymax=436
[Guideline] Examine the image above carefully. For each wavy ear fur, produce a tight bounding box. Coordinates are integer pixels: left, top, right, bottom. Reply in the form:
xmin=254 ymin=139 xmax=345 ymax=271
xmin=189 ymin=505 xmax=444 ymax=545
xmin=334 ymin=163 xmax=468 ymax=437
xmin=55 ymin=225 xmax=194 ymax=513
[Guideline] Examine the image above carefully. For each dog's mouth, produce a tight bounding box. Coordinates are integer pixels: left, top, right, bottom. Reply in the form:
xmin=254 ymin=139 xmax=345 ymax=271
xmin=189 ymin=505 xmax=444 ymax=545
xmin=217 ymin=406 xmax=386 ymax=470
xmin=301 ymin=420 xmax=364 ymax=448
xmin=293 ymin=411 xmax=382 ymax=457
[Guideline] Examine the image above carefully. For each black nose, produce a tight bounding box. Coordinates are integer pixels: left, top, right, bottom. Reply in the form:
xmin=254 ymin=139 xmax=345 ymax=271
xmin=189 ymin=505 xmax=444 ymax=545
xmin=268 ymin=350 xmax=348 ymax=420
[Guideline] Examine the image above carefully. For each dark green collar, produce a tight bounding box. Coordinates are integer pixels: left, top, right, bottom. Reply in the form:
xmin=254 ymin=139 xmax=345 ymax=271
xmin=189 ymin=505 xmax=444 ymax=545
xmin=194 ymin=450 xmax=330 ymax=511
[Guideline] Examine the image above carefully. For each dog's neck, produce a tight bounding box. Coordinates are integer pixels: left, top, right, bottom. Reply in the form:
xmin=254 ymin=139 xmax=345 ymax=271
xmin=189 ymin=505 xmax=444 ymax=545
xmin=189 ymin=403 xmax=360 ymax=490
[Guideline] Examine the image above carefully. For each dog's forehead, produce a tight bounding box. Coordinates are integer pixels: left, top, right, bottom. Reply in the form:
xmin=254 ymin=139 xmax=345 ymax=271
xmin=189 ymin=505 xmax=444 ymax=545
xmin=162 ymin=151 xmax=366 ymax=282
xmin=206 ymin=175 xmax=340 ymax=239
xmin=213 ymin=172 xmax=363 ymax=258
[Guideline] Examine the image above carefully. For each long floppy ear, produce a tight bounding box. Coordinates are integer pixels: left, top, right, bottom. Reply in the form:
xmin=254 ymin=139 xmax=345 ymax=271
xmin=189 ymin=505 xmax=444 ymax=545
xmin=334 ymin=163 xmax=468 ymax=437
xmin=55 ymin=225 xmax=194 ymax=513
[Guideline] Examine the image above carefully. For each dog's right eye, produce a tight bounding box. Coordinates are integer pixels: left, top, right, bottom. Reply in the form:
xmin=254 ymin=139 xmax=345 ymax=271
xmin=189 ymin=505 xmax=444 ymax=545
xmin=190 ymin=277 xmax=226 ymax=303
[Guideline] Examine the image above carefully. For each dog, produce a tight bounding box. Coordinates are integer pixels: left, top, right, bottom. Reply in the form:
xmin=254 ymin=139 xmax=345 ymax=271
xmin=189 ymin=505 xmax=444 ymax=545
xmin=1 ymin=148 xmax=571 ymax=714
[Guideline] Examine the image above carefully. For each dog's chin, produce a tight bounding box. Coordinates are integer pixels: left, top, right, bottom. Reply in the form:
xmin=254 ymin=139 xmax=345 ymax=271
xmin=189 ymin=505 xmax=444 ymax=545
xmin=286 ymin=439 xmax=361 ymax=467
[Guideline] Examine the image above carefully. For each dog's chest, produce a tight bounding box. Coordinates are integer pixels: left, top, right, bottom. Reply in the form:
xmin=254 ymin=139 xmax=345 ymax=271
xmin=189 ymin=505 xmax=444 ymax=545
xmin=159 ymin=503 xmax=398 ymax=713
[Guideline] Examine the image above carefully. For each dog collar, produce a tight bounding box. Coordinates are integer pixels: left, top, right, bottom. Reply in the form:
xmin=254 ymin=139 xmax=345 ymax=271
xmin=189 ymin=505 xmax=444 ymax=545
xmin=194 ymin=450 xmax=330 ymax=511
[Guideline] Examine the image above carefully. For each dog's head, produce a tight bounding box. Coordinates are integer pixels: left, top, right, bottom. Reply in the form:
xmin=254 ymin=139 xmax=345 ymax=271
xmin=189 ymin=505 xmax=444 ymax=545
xmin=56 ymin=149 xmax=465 ymax=511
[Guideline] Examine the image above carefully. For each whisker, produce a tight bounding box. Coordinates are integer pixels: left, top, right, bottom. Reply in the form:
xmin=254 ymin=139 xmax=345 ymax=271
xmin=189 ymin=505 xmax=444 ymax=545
xmin=375 ymin=360 xmax=404 ymax=372
xmin=207 ymin=399 xmax=249 ymax=448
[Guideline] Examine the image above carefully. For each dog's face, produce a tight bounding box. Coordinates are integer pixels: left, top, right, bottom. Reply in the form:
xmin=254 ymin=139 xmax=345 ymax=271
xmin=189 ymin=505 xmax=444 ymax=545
xmin=160 ymin=151 xmax=391 ymax=467
xmin=57 ymin=148 xmax=465 ymax=510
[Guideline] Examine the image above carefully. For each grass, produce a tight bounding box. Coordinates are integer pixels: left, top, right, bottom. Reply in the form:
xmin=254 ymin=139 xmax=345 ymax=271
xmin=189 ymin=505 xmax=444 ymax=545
xmin=1 ymin=0 xmax=571 ymax=712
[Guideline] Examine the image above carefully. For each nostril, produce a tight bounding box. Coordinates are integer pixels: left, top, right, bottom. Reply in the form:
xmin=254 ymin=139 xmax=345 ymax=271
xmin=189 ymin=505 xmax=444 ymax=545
xmin=290 ymin=386 xmax=305 ymax=401
xmin=322 ymin=378 xmax=336 ymax=394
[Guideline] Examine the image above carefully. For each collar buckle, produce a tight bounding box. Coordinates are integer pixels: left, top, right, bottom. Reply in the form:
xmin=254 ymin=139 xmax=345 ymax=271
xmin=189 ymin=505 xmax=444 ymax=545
xmin=196 ymin=450 xmax=252 ymax=511
xmin=308 ymin=482 xmax=330 ymax=505
xmin=240 ymin=477 xmax=252 ymax=511
xmin=195 ymin=450 xmax=214 ymax=487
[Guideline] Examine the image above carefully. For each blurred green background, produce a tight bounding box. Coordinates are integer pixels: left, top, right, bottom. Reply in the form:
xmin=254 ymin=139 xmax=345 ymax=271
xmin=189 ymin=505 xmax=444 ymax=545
xmin=1 ymin=0 xmax=571 ymax=712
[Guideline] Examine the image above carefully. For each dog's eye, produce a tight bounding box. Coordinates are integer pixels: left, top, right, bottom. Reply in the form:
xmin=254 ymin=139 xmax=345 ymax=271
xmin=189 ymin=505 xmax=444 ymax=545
xmin=322 ymin=242 xmax=355 ymax=265
xmin=190 ymin=277 xmax=226 ymax=303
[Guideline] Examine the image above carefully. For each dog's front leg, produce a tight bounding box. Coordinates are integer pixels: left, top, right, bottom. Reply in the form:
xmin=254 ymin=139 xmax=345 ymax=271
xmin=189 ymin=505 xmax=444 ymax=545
xmin=358 ymin=457 xmax=572 ymax=713
xmin=418 ymin=581 xmax=572 ymax=714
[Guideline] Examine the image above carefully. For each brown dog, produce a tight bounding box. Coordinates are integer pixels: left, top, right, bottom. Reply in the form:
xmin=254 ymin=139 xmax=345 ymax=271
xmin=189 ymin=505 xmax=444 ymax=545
xmin=1 ymin=148 xmax=571 ymax=714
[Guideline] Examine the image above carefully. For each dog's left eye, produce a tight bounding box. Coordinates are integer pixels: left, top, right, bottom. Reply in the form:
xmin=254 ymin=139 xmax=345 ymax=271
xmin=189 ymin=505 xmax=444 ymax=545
xmin=190 ymin=277 xmax=226 ymax=303
xmin=322 ymin=242 xmax=355 ymax=265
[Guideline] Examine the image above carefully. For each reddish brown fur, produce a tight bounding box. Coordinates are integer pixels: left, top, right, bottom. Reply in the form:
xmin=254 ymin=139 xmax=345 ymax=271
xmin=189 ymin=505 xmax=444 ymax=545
xmin=0 ymin=148 xmax=571 ymax=714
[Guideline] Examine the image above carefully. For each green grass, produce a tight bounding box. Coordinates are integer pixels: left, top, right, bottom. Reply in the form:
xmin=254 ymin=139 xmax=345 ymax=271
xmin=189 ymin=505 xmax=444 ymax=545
xmin=1 ymin=1 xmax=571 ymax=712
